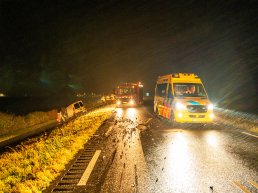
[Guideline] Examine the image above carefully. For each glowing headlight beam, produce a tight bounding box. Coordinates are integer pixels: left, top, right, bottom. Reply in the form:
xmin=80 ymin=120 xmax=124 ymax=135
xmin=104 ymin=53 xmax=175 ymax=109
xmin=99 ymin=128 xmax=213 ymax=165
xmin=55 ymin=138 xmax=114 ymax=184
xmin=208 ymin=104 xmax=214 ymax=110
xmin=175 ymin=102 xmax=186 ymax=110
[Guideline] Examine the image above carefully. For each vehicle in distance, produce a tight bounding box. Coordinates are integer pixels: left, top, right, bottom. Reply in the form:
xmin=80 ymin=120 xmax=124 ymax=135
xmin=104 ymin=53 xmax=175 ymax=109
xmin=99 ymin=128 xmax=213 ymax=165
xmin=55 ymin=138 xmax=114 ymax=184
xmin=57 ymin=100 xmax=86 ymax=123
xmin=154 ymin=73 xmax=214 ymax=124
xmin=101 ymin=94 xmax=116 ymax=104
xmin=114 ymin=82 xmax=143 ymax=106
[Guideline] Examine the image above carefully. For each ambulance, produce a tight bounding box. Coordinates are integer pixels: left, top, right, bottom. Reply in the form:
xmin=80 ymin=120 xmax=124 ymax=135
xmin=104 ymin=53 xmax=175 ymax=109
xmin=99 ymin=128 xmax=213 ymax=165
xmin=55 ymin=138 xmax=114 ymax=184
xmin=154 ymin=73 xmax=214 ymax=124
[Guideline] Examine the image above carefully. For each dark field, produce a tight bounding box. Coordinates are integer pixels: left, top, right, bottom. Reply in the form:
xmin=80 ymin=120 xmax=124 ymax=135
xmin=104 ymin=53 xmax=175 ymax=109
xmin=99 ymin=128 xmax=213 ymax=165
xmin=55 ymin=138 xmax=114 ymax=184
xmin=0 ymin=96 xmax=101 ymax=115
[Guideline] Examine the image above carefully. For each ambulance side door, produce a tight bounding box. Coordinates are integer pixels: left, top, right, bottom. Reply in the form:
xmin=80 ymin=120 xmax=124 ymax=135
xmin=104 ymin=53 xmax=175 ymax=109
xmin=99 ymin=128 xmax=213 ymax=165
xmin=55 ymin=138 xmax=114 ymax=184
xmin=166 ymin=83 xmax=174 ymax=110
xmin=156 ymin=83 xmax=168 ymax=108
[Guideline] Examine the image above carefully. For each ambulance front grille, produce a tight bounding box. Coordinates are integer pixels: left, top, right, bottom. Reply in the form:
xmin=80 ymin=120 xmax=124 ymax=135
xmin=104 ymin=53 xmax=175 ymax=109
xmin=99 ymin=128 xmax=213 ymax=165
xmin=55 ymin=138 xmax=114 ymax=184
xmin=187 ymin=105 xmax=207 ymax=113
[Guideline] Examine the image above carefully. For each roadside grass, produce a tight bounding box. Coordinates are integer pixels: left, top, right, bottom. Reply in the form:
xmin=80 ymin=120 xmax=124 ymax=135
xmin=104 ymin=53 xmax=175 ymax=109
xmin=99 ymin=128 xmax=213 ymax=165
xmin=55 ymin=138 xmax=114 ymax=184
xmin=215 ymin=108 xmax=258 ymax=134
xmin=0 ymin=99 xmax=105 ymax=140
xmin=0 ymin=106 xmax=114 ymax=193
xmin=83 ymin=99 xmax=104 ymax=109
xmin=0 ymin=110 xmax=57 ymax=137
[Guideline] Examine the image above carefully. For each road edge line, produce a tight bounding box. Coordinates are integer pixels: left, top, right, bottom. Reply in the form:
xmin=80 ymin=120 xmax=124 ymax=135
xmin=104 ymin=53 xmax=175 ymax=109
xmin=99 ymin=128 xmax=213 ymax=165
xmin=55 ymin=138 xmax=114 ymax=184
xmin=77 ymin=150 xmax=101 ymax=186
xmin=105 ymin=126 xmax=113 ymax=136
xmin=248 ymin=180 xmax=258 ymax=189
xmin=241 ymin=132 xmax=258 ymax=139
xmin=233 ymin=181 xmax=251 ymax=193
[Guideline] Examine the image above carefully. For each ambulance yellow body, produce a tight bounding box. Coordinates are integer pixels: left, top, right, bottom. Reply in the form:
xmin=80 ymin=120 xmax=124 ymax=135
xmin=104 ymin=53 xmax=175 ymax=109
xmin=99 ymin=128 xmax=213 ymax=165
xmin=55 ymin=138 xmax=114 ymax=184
xmin=154 ymin=73 xmax=214 ymax=124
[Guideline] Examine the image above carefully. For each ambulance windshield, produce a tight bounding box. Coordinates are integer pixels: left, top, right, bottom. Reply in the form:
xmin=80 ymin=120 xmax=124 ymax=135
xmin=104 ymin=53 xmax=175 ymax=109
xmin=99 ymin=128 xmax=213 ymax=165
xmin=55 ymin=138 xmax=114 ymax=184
xmin=117 ymin=87 xmax=136 ymax=95
xmin=173 ymin=83 xmax=207 ymax=98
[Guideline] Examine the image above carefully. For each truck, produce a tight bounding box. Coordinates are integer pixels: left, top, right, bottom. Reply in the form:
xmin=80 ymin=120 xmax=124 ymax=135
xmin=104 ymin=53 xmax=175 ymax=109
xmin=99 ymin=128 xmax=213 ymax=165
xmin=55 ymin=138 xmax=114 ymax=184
xmin=114 ymin=82 xmax=143 ymax=106
xmin=154 ymin=73 xmax=214 ymax=124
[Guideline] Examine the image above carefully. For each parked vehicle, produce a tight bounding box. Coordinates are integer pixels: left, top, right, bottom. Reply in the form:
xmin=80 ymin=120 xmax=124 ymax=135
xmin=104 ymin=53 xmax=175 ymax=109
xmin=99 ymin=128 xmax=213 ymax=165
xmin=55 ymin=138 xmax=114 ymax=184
xmin=101 ymin=94 xmax=116 ymax=103
xmin=154 ymin=73 xmax=214 ymax=124
xmin=66 ymin=100 xmax=86 ymax=118
xmin=57 ymin=101 xmax=86 ymax=123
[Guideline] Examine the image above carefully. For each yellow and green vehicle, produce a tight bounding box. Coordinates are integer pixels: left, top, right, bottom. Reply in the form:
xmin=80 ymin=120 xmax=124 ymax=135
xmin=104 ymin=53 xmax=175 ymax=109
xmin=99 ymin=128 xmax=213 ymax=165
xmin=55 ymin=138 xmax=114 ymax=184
xmin=154 ymin=73 xmax=214 ymax=124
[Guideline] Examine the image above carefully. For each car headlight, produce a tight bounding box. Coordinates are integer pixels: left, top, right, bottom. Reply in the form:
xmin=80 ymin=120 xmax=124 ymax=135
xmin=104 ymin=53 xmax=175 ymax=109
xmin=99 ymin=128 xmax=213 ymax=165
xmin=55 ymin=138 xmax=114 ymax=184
xmin=129 ymin=99 xmax=135 ymax=105
xmin=208 ymin=103 xmax=214 ymax=110
xmin=116 ymin=100 xmax=121 ymax=105
xmin=178 ymin=112 xmax=183 ymax=118
xmin=175 ymin=102 xmax=186 ymax=110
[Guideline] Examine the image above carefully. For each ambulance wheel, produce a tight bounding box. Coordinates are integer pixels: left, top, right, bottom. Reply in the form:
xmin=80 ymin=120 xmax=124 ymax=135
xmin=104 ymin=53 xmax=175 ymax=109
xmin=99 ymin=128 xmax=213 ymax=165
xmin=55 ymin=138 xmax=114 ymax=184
xmin=170 ymin=111 xmax=178 ymax=128
xmin=155 ymin=107 xmax=159 ymax=116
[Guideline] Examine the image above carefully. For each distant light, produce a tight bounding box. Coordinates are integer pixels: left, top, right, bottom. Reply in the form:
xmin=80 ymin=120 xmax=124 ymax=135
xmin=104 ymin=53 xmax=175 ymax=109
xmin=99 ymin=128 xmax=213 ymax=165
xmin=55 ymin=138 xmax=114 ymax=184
xmin=146 ymin=92 xmax=150 ymax=97
xmin=0 ymin=93 xmax=6 ymax=97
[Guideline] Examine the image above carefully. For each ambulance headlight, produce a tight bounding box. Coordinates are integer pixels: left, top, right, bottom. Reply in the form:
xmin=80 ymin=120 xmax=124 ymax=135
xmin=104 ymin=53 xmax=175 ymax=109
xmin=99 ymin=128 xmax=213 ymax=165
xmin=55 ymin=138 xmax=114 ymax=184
xmin=208 ymin=103 xmax=214 ymax=110
xmin=178 ymin=112 xmax=183 ymax=118
xmin=175 ymin=102 xmax=186 ymax=110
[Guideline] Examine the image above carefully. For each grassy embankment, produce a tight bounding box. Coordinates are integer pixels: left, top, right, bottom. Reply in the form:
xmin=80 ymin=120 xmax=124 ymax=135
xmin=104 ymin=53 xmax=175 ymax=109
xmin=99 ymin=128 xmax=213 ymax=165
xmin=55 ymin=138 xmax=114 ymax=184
xmin=0 ymin=106 xmax=113 ymax=193
xmin=0 ymin=99 xmax=105 ymax=142
xmin=215 ymin=107 xmax=258 ymax=134
xmin=0 ymin=111 xmax=57 ymax=142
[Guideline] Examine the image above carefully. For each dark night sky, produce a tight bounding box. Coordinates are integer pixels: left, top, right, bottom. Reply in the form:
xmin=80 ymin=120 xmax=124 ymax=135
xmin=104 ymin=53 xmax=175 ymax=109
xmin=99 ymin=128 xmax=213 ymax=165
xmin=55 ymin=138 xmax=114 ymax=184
xmin=0 ymin=0 xmax=257 ymax=110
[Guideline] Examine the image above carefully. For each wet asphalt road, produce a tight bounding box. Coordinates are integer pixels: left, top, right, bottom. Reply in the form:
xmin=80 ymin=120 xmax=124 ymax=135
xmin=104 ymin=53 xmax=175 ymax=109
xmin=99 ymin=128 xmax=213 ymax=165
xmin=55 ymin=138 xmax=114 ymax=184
xmin=61 ymin=102 xmax=258 ymax=193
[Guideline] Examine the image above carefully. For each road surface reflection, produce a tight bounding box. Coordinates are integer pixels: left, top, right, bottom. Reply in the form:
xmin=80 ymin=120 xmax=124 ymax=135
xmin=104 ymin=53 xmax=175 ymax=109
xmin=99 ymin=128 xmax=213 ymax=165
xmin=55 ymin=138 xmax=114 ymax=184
xmin=205 ymin=131 xmax=219 ymax=147
xmin=115 ymin=107 xmax=137 ymax=122
xmin=165 ymin=131 xmax=195 ymax=191
xmin=126 ymin=108 xmax=137 ymax=121
xmin=116 ymin=108 xmax=123 ymax=119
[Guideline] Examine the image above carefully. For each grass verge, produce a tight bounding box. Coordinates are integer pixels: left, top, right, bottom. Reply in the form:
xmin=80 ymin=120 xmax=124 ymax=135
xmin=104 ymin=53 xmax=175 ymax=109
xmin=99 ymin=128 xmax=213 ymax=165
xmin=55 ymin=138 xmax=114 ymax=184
xmin=0 ymin=106 xmax=114 ymax=193
xmin=0 ymin=110 xmax=57 ymax=137
xmin=215 ymin=107 xmax=258 ymax=134
xmin=0 ymin=99 xmax=105 ymax=141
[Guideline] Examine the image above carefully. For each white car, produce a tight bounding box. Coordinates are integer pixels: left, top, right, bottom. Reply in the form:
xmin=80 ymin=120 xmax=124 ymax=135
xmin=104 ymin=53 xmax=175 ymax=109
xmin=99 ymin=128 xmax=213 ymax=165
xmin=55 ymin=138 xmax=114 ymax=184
xmin=65 ymin=100 xmax=86 ymax=118
xmin=57 ymin=101 xmax=87 ymax=123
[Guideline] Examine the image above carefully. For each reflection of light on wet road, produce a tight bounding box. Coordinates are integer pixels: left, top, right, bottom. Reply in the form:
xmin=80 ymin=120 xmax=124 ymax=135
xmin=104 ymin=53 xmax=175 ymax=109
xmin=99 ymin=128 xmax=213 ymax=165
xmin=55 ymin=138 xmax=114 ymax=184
xmin=101 ymin=107 xmax=149 ymax=193
xmin=116 ymin=108 xmax=123 ymax=119
xmin=205 ymin=131 xmax=219 ymax=147
xmin=146 ymin=123 xmax=258 ymax=192
xmin=126 ymin=108 xmax=137 ymax=121
xmin=115 ymin=107 xmax=138 ymax=123
xmin=165 ymin=131 xmax=195 ymax=191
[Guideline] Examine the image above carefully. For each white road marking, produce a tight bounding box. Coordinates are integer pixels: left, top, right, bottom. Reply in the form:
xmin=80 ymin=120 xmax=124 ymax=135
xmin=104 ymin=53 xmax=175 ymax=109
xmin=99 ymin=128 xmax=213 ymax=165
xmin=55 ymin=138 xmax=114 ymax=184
xmin=241 ymin=132 xmax=258 ymax=139
xmin=105 ymin=126 xmax=113 ymax=136
xmin=233 ymin=181 xmax=251 ymax=193
xmin=77 ymin=150 xmax=101 ymax=186
xmin=145 ymin=118 xmax=152 ymax=125
xmin=248 ymin=180 xmax=258 ymax=189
